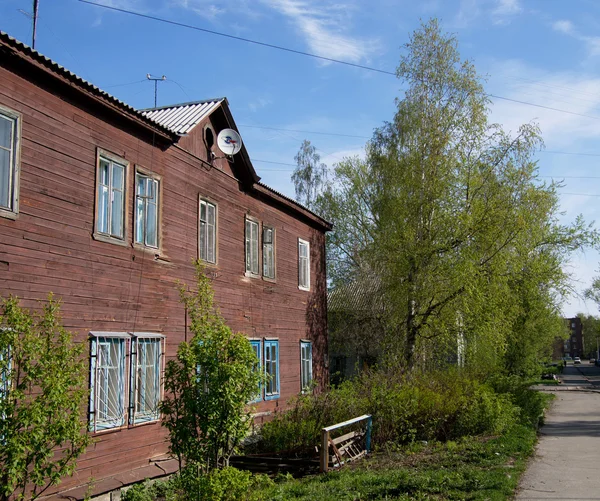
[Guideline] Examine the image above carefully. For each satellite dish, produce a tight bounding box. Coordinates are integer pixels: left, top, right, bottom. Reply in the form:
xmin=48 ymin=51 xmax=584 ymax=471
xmin=216 ymin=128 xmax=242 ymax=156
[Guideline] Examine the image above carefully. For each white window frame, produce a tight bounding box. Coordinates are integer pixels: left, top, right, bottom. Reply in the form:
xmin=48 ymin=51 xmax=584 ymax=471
xmin=199 ymin=198 xmax=217 ymax=264
xmin=0 ymin=106 xmax=21 ymax=219
xmin=300 ymin=341 xmax=313 ymax=393
xmin=129 ymin=334 xmax=164 ymax=425
xmin=135 ymin=169 xmax=160 ymax=249
xmin=264 ymin=339 xmax=279 ymax=400
xmin=298 ymin=238 xmax=310 ymax=291
xmin=245 ymin=217 xmax=260 ymax=277
xmin=89 ymin=333 xmax=129 ymax=432
xmin=94 ymin=150 xmax=128 ymax=244
xmin=262 ymin=226 xmax=275 ymax=280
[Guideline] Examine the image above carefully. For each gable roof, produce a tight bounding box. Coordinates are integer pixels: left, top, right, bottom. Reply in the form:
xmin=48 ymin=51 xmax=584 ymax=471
xmin=0 ymin=31 xmax=332 ymax=232
xmin=141 ymin=99 xmax=225 ymax=135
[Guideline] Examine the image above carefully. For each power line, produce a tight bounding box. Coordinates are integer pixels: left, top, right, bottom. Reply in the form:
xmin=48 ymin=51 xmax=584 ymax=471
xmin=78 ymin=0 xmax=397 ymax=76
xmin=104 ymin=79 xmax=147 ymax=89
xmin=488 ymin=94 xmax=600 ymax=120
xmin=240 ymin=124 xmax=370 ymax=139
xmin=79 ymin=0 xmax=600 ymax=126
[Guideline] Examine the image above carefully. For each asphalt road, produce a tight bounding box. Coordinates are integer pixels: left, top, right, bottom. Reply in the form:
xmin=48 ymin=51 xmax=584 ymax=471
xmin=516 ymin=363 xmax=600 ymax=500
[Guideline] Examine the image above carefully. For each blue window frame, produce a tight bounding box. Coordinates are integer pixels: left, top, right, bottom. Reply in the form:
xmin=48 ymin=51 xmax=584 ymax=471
xmin=89 ymin=335 xmax=127 ymax=432
xmin=264 ymin=340 xmax=279 ymax=400
xmin=129 ymin=336 xmax=163 ymax=425
xmin=250 ymin=340 xmax=262 ymax=402
xmin=300 ymin=341 xmax=312 ymax=392
xmin=0 ymin=343 xmax=10 ymax=414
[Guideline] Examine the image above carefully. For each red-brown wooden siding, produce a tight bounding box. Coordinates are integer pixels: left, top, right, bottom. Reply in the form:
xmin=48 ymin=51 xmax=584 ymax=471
xmin=0 ymin=54 xmax=328 ymax=498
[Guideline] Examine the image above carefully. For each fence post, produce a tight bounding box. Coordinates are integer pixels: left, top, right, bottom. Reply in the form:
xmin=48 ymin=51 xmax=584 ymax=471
xmin=320 ymin=428 xmax=329 ymax=472
xmin=366 ymin=415 xmax=372 ymax=453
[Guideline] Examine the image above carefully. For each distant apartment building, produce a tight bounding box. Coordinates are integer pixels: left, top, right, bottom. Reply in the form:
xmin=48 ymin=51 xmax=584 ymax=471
xmin=564 ymin=317 xmax=584 ymax=358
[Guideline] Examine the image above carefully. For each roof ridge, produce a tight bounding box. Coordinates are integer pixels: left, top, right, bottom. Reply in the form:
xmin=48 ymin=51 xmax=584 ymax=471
xmin=140 ymin=98 xmax=226 ymax=112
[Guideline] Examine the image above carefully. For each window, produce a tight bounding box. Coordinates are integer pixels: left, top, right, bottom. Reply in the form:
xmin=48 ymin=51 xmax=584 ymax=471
xmin=250 ymin=340 xmax=262 ymax=402
xmin=298 ymin=239 xmax=310 ymax=290
xmin=0 ymin=343 xmax=10 ymax=404
xmin=0 ymin=107 xmax=20 ymax=216
xmin=96 ymin=152 xmax=127 ymax=240
xmin=245 ymin=218 xmax=259 ymax=276
xmin=263 ymin=226 xmax=275 ymax=279
xmin=130 ymin=336 xmax=163 ymax=424
xmin=264 ymin=340 xmax=279 ymax=400
xmin=135 ymin=171 xmax=160 ymax=248
xmin=89 ymin=335 xmax=127 ymax=432
xmin=199 ymin=199 xmax=216 ymax=263
xmin=300 ymin=341 xmax=312 ymax=392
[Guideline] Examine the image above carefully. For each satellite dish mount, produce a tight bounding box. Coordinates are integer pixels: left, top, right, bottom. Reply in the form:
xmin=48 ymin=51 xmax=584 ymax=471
xmin=215 ymin=128 xmax=243 ymax=161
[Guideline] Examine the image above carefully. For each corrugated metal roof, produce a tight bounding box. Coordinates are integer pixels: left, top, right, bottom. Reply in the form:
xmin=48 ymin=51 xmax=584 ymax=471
xmin=142 ymin=99 xmax=225 ymax=135
xmin=0 ymin=31 xmax=177 ymax=140
xmin=328 ymin=275 xmax=384 ymax=313
xmin=256 ymin=182 xmax=333 ymax=230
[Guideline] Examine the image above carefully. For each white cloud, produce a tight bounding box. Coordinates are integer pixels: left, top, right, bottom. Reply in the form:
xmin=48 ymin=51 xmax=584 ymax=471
xmin=488 ymin=60 xmax=600 ymax=146
xmin=551 ymin=19 xmax=600 ymax=58
xmin=261 ymin=0 xmax=380 ymax=63
xmin=453 ymin=0 xmax=522 ymax=28
xmin=493 ymin=0 xmax=521 ymax=16
xmin=248 ymin=97 xmax=272 ymax=112
xmin=552 ymin=19 xmax=574 ymax=35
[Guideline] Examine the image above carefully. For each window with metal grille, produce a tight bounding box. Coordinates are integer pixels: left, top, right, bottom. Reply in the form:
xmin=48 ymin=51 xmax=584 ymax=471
xmin=135 ymin=172 xmax=159 ymax=248
xmin=96 ymin=154 xmax=126 ymax=240
xmin=0 ymin=108 xmax=20 ymax=215
xmin=263 ymin=226 xmax=275 ymax=279
xmin=298 ymin=239 xmax=310 ymax=290
xmin=129 ymin=336 xmax=163 ymax=424
xmin=250 ymin=340 xmax=262 ymax=402
xmin=264 ymin=340 xmax=279 ymax=400
xmin=300 ymin=341 xmax=312 ymax=392
xmin=245 ymin=218 xmax=259 ymax=275
xmin=199 ymin=198 xmax=216 ymax=263
xmin=89 ymin=335 xmax=127 ymax=432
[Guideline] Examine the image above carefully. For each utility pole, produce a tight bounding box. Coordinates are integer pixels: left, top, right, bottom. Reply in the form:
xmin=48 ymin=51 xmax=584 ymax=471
xmin=32 ymin=0 xmax=39 ymax=50
xmin=146 ymin=74 xmax=166 ymax=108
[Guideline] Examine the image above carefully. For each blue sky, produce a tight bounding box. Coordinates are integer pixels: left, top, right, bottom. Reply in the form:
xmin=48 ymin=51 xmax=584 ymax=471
xmin=2 ymin=0 xmax=600 ymax=317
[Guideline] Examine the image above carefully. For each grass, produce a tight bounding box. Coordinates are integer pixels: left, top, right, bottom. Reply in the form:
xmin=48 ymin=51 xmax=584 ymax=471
xmin=258 ymin=394 xmax=554 ymax=501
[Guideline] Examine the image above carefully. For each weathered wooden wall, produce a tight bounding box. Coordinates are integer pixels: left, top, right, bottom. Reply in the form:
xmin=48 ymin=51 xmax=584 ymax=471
xmin=0 ymin=53 xmax=328 ymax=498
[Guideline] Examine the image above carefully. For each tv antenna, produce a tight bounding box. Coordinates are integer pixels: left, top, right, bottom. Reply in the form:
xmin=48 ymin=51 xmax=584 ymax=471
xmin=215 ymin=128 xmax=243 ymax=161
xmin=146 ymin=74 xmax=166 ymax=108
xmin=17 ymin=1 xmax=40 ymax=50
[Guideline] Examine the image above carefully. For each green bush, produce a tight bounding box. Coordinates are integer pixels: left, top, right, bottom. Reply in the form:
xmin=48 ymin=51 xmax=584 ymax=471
xmin=122 ymin=468 xmax=273 ymax=501
xmin=255 ymin=368 xmax=521 ymax=454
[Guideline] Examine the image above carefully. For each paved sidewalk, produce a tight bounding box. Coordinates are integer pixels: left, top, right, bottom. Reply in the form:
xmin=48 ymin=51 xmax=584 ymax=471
xmin=516 ymin=369 xmax=600 ymax=500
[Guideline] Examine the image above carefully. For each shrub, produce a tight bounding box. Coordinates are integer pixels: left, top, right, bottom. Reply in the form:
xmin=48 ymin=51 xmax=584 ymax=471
xmin=160 ymin=262 xmax=263 ymax=471
xmin=0 ymin=295 xmax=91 ymax=501
xmin=121 ymin=468 xmax=273 ymax=501
xmin=255 ymin=368 xmax=520 ymax=454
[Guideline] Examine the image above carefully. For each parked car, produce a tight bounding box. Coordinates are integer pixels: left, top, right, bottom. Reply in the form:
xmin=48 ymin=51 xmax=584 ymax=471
xmin=574 ymin=357 xmax=582 ymax=365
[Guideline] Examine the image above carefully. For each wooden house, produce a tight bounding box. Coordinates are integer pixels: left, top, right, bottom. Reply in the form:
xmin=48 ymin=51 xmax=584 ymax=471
xmin=0 ymin=32 xmax=330 ymax=499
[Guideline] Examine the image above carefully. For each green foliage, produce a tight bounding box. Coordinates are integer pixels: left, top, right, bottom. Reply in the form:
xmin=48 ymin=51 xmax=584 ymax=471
xmin=255 ymin=368 xmax=519 ymax=455
xmin=292 ymin=139 xmax=328 ymax=211
xmin=121 ymin=468 xmax=273 ymax=501
xmin=318 ymin=19 xmax=597 ymax=371
xmin=159 ymin=262 xmax=263 ymax=471
xmin=0 ymin=295 xmax=91 ymax=501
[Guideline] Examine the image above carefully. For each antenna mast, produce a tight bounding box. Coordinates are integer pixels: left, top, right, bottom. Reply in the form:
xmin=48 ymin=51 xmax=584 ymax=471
xmin=146 ymin=74 xmax=167 ymax=108
xmin=32 ymin=0 xmax=39 ymax=50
